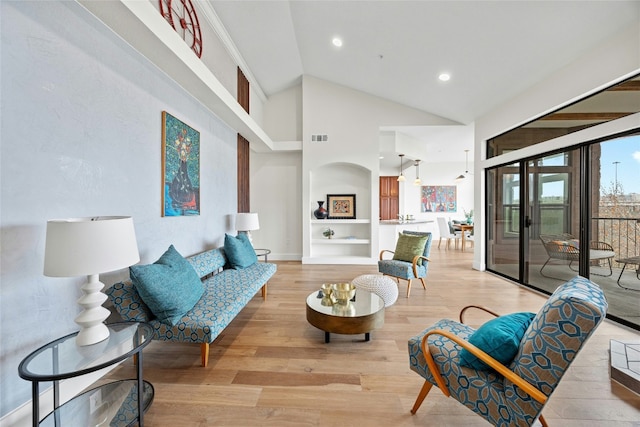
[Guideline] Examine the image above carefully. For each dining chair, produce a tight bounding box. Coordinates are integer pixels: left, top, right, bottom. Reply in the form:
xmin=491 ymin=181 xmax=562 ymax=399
xmin=436 ymin=217 xmax=461 ymax=249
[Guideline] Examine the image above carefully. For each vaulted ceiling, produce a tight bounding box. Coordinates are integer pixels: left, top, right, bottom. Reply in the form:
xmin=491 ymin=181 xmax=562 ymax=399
xmin=210 ymin=0 xmax=640 ymax=126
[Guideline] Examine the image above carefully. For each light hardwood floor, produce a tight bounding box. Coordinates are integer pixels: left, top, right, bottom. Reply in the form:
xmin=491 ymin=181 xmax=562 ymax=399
xmin=105 ymin=248 xmax=640 ymax=426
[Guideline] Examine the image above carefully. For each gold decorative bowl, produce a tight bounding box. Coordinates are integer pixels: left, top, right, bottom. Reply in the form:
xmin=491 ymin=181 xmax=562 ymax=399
xmin=332 ymin=301 xmax=355 ymax=316
xmin=320 ymin=283 xmax=335 ymax=306
xmin=332 ymin=283 xmax=355 ymax=304
xmin=321 ymin=283 xmax=333 ymax=297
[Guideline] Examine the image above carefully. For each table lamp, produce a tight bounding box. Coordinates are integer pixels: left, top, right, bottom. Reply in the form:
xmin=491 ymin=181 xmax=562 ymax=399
xmin=235 ymin=213 xmax=260 ymax=245
xmin=44 ymin=216 xmax=140 ymax=346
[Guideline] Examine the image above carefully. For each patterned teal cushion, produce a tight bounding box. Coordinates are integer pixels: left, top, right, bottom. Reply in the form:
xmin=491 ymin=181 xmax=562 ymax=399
xmin=224 ymin=233 xmax=257 ymax=269
xmin=130 ymin=245 xmax=204 ymax=326
xmin=459 ymin=312 xmax=535 ymax=371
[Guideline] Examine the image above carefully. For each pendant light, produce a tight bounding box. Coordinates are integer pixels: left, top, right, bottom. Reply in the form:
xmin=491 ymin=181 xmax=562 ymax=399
xmin=397 ymin=154 xmax=406 ymax=182
xmin=413 ymin=159 xmax=422 ymax=186
xmin=456 ymin=150 xmax=470 ymax=182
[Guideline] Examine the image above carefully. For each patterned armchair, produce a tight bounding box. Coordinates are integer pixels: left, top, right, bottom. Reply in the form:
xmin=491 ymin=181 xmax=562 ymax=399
xmin=378 ymin=231 xmax=432 ymax=298
xmin=408 ymin=276 xmax=607 ymax=426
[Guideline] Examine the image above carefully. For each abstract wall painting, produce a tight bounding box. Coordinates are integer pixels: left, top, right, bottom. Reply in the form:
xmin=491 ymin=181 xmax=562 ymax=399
xmin=162 ymin=111 xmax=200 ymax=216
xmin=420 ymin=185 xmax=457 ymax=213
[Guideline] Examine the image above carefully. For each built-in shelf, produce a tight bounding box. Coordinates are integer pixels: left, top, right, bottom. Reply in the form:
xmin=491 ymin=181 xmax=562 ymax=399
xmin=312 ymin=239 xmax=370 ymax=245
xmin=307 ymin=163 xmax=373 ymax=264
xmin=302 ymin=256 xmax=377 ymax=265
xmin=311 ymin=219 xmax=371 ymax=224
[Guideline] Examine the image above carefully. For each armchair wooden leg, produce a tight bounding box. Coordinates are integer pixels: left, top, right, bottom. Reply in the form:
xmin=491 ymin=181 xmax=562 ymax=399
xmin=420 ymin=277 xmax=427 ymax=290
xmin=410 ymin=381 xmax=433 ymax=414
xmin=406 ymin=279 xmax=412 ymax=298
xmin=201 ymin=343 xmax=210 ymax=367
xmin=438 ymin=238 xmax=442 ymax=248
xmin=261 ymin=284 xmax=267 ymax=300
xmin=538 ymin=414 xmax=548 ymax=427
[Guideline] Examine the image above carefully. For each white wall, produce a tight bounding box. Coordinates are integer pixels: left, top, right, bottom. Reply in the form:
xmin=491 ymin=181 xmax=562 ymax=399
xmin=379 ymin=126 xmax=475 ymax=239
xmin=399 ymin=162 xmax=475 ymax=224
xmin=262 ymin=84 xmax=303 ymax=142
xmin=250 ymin=151 xmax=303 ymax=260
xmin=0 ymin=1 xmax=237 ymax=418
xmin=300 ymin=76 xmax=456 ymax=261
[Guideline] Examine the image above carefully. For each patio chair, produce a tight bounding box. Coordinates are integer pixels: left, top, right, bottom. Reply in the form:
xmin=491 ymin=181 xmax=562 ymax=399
xmin=539 ymin=233 xmax=615 ymax=278
xmin=408 ymin=275 xmax=607 ymax=426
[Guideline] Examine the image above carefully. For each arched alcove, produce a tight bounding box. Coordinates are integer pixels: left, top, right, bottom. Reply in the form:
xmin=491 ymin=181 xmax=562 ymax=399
xmin=306 ymin=162 xmax=375 ymax=264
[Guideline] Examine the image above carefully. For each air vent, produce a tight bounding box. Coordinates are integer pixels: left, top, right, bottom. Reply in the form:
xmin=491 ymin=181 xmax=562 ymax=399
xmin=311 ymin=134 xmax=328 ymax=142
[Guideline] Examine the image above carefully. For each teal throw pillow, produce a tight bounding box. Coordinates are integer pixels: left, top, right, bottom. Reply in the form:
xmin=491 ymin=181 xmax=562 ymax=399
xmin=130 ymin=245 xmax=204 ymax=326
xmin=392 ymin=233 xmax=428 ymax=266
xmin=224 ymin=233 xmax=258 ymax=269
xmin=459 ymin=312 xmax=536 ymax=371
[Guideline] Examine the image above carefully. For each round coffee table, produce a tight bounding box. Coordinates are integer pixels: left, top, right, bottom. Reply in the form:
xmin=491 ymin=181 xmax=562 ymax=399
xmin=306 ymin=288 xmax=385 ymax=343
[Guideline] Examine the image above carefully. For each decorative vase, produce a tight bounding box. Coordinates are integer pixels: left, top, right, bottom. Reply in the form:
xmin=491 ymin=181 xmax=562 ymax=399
xmin=314 ymin=201 xmax=328 ymax=219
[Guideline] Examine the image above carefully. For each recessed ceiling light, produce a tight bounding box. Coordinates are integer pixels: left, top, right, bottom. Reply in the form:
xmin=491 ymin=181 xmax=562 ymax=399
xmin=332 ymin=37 xmax=343 ymax=47
xmin=439 ymin=73 xmax=451 ymax=82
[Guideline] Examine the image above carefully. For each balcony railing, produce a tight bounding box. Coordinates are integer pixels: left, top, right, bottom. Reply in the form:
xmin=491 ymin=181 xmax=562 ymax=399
xmin=593 ymin=217 xmax=640 ymax=266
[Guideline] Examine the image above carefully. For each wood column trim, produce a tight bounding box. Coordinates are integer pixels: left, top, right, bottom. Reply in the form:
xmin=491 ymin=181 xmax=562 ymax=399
xmin=237 ymin=67 xmax=250 ymax=212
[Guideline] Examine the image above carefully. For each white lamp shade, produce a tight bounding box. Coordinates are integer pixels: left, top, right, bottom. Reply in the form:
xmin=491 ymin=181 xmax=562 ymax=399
xmin=235 ymin=213 xmax=260 ymax=231
xmin=44 ymin=216 xmax=140 ymax=277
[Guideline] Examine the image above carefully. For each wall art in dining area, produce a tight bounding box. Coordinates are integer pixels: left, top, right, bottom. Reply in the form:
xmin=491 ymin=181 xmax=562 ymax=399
xmin=420 ymin=185 xmax=457 ymax=213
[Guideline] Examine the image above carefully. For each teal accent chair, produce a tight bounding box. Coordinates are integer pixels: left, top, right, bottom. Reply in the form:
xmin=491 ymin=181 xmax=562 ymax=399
xmin=378 ymin=231 xmax=432 ymax=297
xmin=408 ymin=276 xmax=607 ymax=426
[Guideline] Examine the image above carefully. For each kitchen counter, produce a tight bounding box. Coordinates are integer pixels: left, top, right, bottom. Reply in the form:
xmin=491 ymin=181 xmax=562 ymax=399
xmin=379 ymin=220 xmax=434 ymax=251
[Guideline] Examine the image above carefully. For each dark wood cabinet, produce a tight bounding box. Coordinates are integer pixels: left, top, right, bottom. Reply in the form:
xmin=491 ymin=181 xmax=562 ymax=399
xmin=379 ymin=176 xmax=399 ymax=220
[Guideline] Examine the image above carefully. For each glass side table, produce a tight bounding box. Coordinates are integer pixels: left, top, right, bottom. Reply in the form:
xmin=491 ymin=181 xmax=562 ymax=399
xmin=18 ymin=322 xmax=154 ymax=427
xmin=254 ymin=248 xmax=271 ymax=262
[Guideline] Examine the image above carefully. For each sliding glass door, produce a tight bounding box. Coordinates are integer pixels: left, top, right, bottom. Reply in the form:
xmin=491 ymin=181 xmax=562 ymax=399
xmin=486 ymin=135 xmax=640 ymax=330
xmin=487 ymin=149 xmax=580 ymax=287
xmin=526 ymin=149 xmax=581 ymax=289
xmin=486 ymin=163 xmax=521 ymax=279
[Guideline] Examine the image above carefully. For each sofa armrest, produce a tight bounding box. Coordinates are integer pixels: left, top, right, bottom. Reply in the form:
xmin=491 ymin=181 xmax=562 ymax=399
xmin=106 ymin=280 xmax=154 ymax=322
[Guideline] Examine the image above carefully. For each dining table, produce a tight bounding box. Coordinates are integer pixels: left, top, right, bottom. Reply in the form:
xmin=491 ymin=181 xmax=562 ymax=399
xmin=454 ymin=223 xmax=474 ymax=252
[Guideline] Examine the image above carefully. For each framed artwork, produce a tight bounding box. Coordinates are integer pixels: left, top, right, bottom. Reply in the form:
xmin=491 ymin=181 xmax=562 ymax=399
xmin=327 ymin=194 xmax=356 ymax=219
xmin=162 ymin=111 xmax=200 ymax=216
xmin=420 ymin=185 xmax=457 ymax=213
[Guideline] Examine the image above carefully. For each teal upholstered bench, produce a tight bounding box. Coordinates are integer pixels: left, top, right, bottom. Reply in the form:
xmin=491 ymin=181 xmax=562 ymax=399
xmin=107 ymin=247 xmax=276 ymax=367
